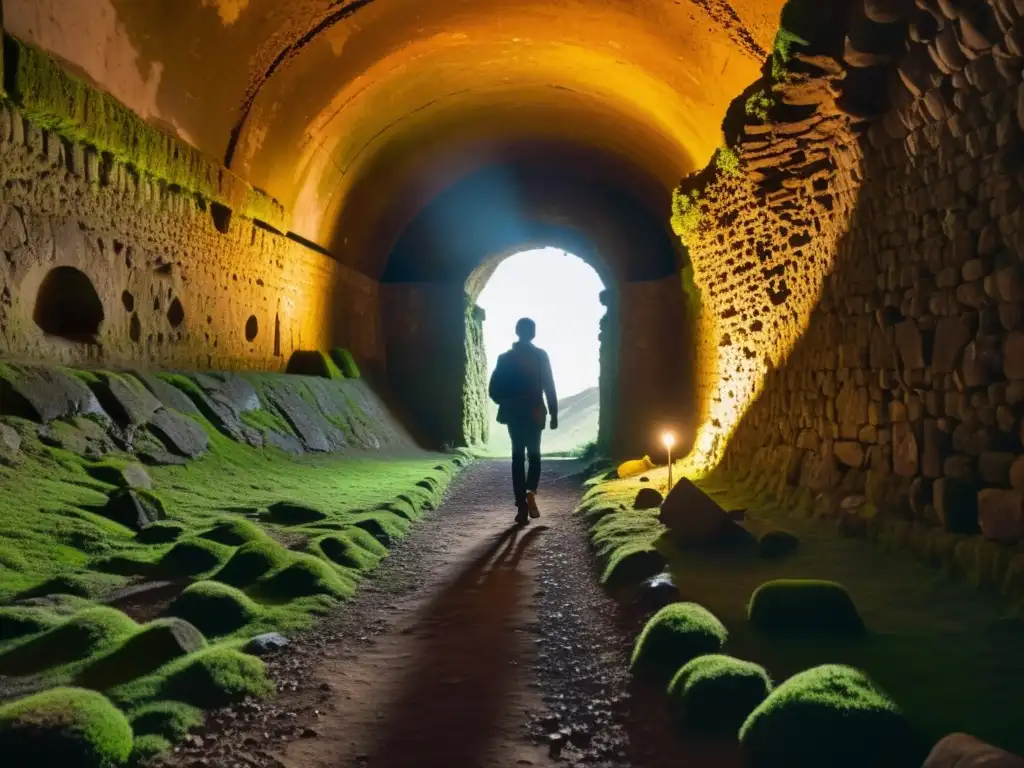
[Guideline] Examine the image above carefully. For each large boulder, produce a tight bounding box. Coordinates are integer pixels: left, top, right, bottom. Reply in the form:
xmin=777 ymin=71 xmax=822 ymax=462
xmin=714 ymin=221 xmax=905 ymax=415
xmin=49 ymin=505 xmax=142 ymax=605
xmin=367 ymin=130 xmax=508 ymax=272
xmin=658 ymin=478 xmax=730 ymax=547
xmin=90 ymin=373 xmax=162 ymax=426
xmin=0 ymin=365 xmax=106 ymax=423
xmin=102 ymin=489 xmax=167 ymax=531
xmin=147 ymin=409 xmax=208 ymax=458
xmin=923 ymin=733 xmax=1024 ymax=767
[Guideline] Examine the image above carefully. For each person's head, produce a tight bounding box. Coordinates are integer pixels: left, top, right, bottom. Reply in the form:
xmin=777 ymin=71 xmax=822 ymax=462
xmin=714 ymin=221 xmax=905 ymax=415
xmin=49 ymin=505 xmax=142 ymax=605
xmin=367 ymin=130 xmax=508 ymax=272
xmin=515 ymin=317 xmax=536 ymax=342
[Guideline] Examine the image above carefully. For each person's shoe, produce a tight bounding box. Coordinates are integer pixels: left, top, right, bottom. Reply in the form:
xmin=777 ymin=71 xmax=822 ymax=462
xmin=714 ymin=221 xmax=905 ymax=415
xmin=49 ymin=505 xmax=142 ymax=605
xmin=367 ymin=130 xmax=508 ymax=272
xmin=526 ymin=490 xmax=540 ymax=519
xmin=515 ymin=504 xmax=530 ymax=526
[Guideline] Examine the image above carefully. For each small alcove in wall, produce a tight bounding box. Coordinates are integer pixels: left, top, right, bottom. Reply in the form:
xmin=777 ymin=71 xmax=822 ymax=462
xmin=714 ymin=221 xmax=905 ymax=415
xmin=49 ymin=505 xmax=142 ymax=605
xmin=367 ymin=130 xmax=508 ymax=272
xmin=33 ymin=266 xmax=105 ymax=344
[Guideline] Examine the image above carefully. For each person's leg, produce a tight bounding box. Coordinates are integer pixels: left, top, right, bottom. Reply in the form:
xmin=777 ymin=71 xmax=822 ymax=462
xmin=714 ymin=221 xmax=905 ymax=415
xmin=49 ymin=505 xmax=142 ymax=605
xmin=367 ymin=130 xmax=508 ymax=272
xmin=508 ymin=421 xmax=528 ymax=510
xmin=525 ymin=422 xmax=542 ymax=496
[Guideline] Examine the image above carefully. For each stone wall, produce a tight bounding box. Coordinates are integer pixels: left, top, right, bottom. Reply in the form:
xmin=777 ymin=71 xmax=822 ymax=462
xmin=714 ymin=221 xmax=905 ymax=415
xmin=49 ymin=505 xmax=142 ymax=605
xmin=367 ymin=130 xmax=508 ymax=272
xmin=680 ymin=0 xmax=1024 ymax=592
xmin=0 ymin=100 xmax=384 ymax=374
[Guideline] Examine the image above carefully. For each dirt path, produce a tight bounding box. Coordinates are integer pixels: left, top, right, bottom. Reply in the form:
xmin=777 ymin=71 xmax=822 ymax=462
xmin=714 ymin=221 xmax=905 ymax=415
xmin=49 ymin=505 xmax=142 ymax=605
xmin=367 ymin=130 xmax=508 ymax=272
xmin=159 ymin=458 xmax=683 ymax=768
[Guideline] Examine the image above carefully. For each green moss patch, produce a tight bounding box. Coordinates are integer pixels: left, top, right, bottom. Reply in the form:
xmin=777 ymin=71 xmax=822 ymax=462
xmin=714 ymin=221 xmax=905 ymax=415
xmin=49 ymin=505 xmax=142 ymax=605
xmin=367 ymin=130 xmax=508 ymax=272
xmin=668 ymin=654 xmax=772 ymax=732
xmin=111 ymin=647 xmax=273 ymax=711
xmin=0 ymin=606 xmax=67 ymax=648
xmin=128 ymin=701 xmax=203 ymax=741
xmin=168 ymin=582 xmax=261 ymax=638
xmin=76 ymin=618 xmax=207 ymax=690
xmin=630 ymin=603 xmax=728 ymax=681
xmin=0 ymin=607 xmax=138 ymax=677
xmin=739 ymin=665 xmax=924 ymax=768
xmin=130 ymin=733 xmax=171 ymax=764
xmin=136 ymin=521 xmax=185 ymax=544
xmin=329 ymin=349 xmax=360 ymax=379
xmin=265 ymin=501 xmax=329 ymax=525
xmin=258 ymin=556 xmax=355 ymax=600
xmin=159 ymin=538 xmax=234 ymax=579
xmin=213 ymin=539 xmax=291 ymax=588
xmin=348 ymin=511 xmax=411 ymax=546
xmin=1 ymin=34 xmax=283 ymax=227
xmin=285 ymin=351 xmax=344 ymax=380
xmin=748 ymin=579 xmax=864 ymax=634
xmin=309 ymin=530 xmax=387 ymax=572
xmin=198 ymin=519 xmax=269 ymax=547
xmin=0 ymin=687 xmax=134 ymax=768
xmin=601 ymin=544 xmax=667 ymax=589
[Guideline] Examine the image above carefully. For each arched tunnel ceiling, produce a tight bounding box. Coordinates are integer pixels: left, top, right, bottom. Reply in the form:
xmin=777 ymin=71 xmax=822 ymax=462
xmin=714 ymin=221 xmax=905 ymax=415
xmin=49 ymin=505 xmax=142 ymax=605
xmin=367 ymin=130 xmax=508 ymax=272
xmin=4 ymin=0 xmax=787 ymax=277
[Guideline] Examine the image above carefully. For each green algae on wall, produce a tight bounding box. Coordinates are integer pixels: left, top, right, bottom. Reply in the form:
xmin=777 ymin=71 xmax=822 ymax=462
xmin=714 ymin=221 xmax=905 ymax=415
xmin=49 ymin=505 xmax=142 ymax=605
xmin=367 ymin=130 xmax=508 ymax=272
xmin=462 ymin=303 xmax=489 ymax=446
xmin=1 ymin=34 xmax=284 ymax=229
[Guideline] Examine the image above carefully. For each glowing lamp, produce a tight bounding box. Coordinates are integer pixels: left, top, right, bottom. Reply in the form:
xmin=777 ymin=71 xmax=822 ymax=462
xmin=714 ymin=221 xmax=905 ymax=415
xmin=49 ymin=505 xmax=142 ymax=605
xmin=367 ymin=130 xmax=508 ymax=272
xmin=662 ymin=431 xmax=676 ymax=493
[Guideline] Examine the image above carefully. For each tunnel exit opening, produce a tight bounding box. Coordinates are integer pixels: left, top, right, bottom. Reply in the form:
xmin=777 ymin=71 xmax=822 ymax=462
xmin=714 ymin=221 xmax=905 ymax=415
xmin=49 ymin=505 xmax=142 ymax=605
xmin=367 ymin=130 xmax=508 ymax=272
xmin=466 ymin=247 xmax=606 ymax=458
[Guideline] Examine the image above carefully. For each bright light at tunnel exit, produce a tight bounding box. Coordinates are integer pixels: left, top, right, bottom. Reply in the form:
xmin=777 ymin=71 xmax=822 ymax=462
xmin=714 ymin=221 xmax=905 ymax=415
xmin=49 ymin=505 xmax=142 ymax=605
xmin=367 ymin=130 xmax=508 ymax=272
xmin=477 ymin=247 xmax=605 ymax=402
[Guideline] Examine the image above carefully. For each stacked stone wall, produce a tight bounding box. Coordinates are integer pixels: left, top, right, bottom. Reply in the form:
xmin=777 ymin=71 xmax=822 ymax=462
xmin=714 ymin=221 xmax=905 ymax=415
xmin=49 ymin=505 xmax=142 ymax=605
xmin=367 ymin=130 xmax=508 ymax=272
xmin=682 ymin=0 xmax=1024 ymax=595
xmin=0 ymin=101 xmax=384 ymax=374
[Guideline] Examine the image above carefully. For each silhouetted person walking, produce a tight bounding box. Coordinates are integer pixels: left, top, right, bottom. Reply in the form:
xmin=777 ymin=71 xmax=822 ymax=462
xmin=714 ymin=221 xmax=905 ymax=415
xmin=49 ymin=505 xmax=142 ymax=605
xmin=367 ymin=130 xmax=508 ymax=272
xmin=488 ymin=318 xmax=558 ymax=526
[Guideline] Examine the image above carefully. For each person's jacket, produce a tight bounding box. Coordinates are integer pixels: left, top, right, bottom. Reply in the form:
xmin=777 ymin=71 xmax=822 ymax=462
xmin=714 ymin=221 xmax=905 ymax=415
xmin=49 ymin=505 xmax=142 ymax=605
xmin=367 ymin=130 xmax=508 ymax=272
xmin=488 ymin=341 xmax=558 ymax=427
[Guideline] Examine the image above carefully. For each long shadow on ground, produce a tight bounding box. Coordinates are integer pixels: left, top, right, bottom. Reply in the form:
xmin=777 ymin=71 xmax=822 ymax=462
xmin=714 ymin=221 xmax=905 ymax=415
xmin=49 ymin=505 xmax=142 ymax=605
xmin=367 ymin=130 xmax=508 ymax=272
xmin=360 ymin=524 xmax=546 ymax=768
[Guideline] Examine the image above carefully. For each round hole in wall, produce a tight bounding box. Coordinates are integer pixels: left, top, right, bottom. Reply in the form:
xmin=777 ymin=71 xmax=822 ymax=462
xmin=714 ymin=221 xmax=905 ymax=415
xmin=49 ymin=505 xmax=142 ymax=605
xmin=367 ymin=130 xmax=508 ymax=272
xmin=167 ymin=297 xmax=185 ymax=328
xmin=121 ymin=290 xmax=134 ymax=312
xmin=33 ymin=266 xmax=105 ymax=343
xmin=245 ymin=315 xmax=259 ymax=342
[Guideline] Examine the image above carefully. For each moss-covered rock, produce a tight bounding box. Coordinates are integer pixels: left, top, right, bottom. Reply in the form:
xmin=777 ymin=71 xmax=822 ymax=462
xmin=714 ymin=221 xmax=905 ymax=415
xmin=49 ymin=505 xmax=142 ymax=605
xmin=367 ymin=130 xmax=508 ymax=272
xmin=198 ymin=519 xmax=269 ymax=547
xmin=601 ymin=544 xmax=667 ymax=589
xmin=159 ymin=538 xmax=233 ymax=578
xmin=213 ymin=539 xmax=291 ymax=588
xmin=265 ymin=501 xmax=329 ymax=525
xmin=0 ymin=687 xmax=134 ymax=768
xmin=129 ymin=733 xmax=171 ymax=764
xmin=76 ymin=618 xmax=206 ymax=689
xmin=350 ymin=511 xmax=410 ymax=546
xmin=0 ymin=606 xmax=66 ymax=647
xmin=630 ymin=602 xmax=728 ymax=681
xmin=258 ymin=557 xmax=354 ymax=599
xmin=310 ymin=533 xmax=384 ymax=571
xmin=135 ymin=521 xmax=185 ymax=545
xmin=111 ymin=647 xmax=273 ymax=710
xmin=128 ymin=701 xmax=203 ymax=741
xmin=739 ymin=665 xmax=924 ymax=768
xmin=0 ymin=607 xmax=138 ymax=676
xmin=756 ymin=529 xmax=800 ymax=559
xmin=329 ymin=348 xmax=361 ymax=379
xmin=168 ymin=582 xmax=260 ymax=637
xmin=667 ymin=654 xmax=772 ymax=732
xmin=748 ymin=579 xmax=864 ymax=634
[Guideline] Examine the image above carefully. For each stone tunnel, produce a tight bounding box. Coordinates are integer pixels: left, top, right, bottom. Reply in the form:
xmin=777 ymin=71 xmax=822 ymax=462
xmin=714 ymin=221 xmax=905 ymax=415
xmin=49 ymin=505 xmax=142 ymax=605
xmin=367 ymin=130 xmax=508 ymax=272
xmin=3 ymin=0 xmax=1024 ymax=766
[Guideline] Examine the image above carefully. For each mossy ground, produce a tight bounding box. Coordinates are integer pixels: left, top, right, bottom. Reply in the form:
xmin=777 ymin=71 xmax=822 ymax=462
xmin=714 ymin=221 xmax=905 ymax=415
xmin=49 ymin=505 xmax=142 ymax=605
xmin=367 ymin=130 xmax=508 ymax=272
xmin=582 ymin=468 xmax=1024 ymax=755
xmin=0 ymin=376 xmax=461 ymax=763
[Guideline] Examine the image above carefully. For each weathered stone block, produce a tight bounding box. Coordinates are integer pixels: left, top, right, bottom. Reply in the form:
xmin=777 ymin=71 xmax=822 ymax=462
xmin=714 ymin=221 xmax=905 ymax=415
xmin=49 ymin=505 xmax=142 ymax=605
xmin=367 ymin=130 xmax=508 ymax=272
xmin=892 ymin=421 xmax=920 ymax=477
xmin=894 ymin=320 xmax=926 ymax=369
xmin=1005 ymin=330 xmax=1024 ymax=379
xmin=933 ymin=477 xmax=980 ymax=534
xmin=978 ymin=452 xmax=1016 ymax=485
xmin=978 ymin=489 xmax=1024 ymax=542
xmin=931 ymin=315 xmax=972 ymax=373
